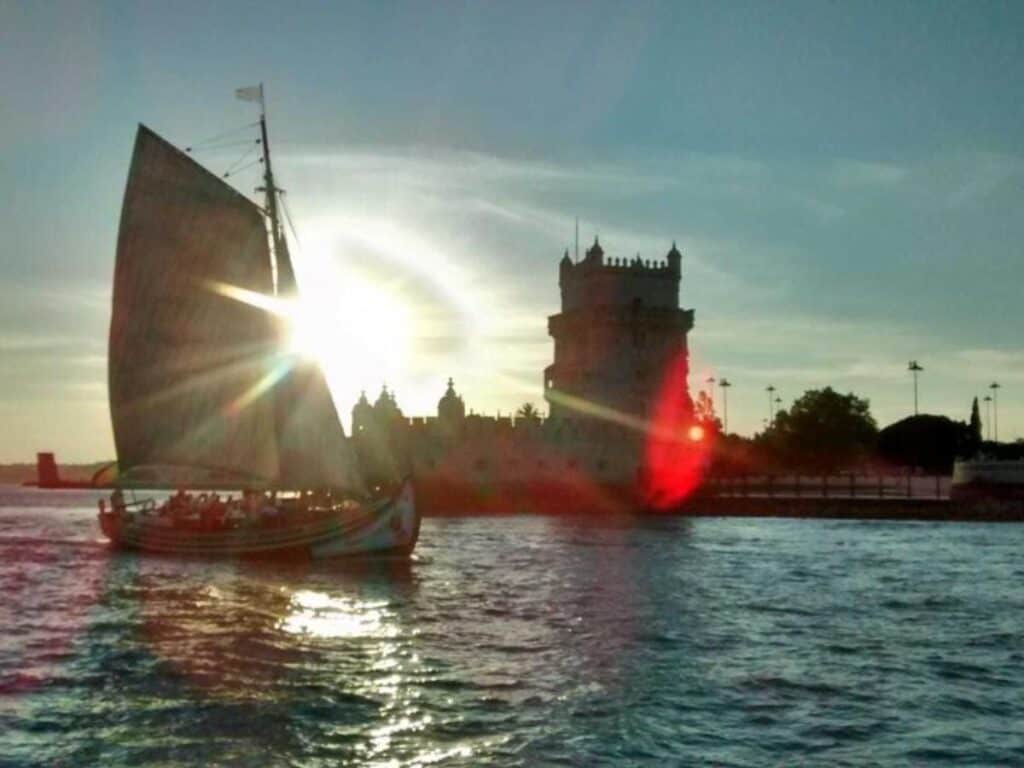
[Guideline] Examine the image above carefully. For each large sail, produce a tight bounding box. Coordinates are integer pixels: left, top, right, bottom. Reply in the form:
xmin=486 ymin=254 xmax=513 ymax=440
xmin=109 ymin=125 xmax=281 ymax=483
xmin=273 ymin=236 xmax=367 ymax=493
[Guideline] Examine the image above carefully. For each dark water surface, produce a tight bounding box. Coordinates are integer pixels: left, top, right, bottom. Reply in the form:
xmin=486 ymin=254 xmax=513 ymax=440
xmin=2 ymin=488 xmax=1023 ymax=766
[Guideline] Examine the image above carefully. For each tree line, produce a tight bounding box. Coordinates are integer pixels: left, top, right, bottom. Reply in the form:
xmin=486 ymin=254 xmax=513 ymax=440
xmin=696 ymin=387 xmax=1022 ymax=476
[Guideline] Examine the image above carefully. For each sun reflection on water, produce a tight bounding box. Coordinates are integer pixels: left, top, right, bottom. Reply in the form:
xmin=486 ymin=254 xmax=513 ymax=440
xmin=272 ymin=587 xmax=492 ymax=765
xmin=278 ymin=590 xmax=399 ymax=640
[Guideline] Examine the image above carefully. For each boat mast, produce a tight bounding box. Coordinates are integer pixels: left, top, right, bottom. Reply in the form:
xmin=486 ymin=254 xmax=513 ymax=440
xmin=254 ymin=84 xmax=287 ymax=294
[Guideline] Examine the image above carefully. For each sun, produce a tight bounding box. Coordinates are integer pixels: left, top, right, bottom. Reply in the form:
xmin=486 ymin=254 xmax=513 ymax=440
xmin=284 ymin=262 xmax=413 ymax=404
xmin=209 ymin=260 xmax=414 ymax=419
xmin=286 ymin=275 xmax=411 ymax=365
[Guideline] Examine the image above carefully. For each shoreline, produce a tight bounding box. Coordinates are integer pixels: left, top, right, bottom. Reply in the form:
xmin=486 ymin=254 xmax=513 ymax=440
xmin=421 ymin=497 xmax=1024 ymax=522
xmin=3 ymin=484 xmax=1022 ymax=523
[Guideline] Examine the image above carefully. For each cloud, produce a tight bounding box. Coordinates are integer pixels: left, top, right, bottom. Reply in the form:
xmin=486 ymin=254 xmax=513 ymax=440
xmin=830 ymin=160 xmax=908 ymax=188
xmin=952 ymin=349 xmax=1024 ymax=382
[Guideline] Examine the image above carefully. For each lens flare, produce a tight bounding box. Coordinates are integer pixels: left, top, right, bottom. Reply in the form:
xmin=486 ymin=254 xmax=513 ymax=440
xmin=642 ymin=352 xmax=713 ymax=510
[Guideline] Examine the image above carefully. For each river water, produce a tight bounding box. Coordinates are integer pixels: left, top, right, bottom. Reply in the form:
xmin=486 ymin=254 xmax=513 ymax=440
xmin=1 ymin=487 xmax=1022 ymax=766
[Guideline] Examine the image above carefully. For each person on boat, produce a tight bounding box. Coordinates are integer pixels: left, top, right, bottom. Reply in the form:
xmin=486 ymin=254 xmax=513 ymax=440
xmin=171 ymin=489 xmax=187 ymax=512
xmin=165 ymin=490 xmax=183 ymax=517
xmin=243 ymin=489 xmax=260 ymax=514
xmin=110 ymin=489 xmax=125 ymax=514
xmin=259 ymin=496 xmax=281 ymax=525
xmin=200 ymin=493 xmax=226 ymax=530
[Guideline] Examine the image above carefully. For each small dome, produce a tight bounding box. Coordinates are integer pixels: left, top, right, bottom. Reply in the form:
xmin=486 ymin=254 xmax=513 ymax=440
xmin=438 ymin=377 xmax=465 ymax=422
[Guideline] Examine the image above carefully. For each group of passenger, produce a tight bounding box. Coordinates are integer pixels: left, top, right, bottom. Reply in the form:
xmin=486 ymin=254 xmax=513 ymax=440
xmin=102 ymin=488 xmax=339 ymax=531
xmin=158 ymin=489 xmax=282 ymax=530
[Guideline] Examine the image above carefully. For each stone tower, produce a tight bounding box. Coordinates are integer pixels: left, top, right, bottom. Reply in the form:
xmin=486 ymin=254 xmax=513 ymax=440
xmin=544 ymin=238 xmax=694 ymax=420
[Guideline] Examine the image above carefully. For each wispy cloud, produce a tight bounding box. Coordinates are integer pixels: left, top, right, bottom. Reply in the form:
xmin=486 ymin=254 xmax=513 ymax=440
xmin=830 ymin=160 xmax=908 ymax=188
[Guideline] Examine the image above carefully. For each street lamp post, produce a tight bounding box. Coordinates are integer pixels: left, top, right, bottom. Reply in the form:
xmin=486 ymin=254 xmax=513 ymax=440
xmin=983 ymin=395 xmax=993 ymax=441
xmin=990 ymin=382 xmax=1001 ymax=442
xmin=908 ymin=361 xmax=923 ymax=415
xmin=719 ymin=378 xmax=732 ymax=434
xmin=766 ymin=385 xmax=776 ymax=426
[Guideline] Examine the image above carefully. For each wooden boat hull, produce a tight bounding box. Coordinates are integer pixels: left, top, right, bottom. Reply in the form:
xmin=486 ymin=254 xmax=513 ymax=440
xmin=98 ymin=480 xmax=419 ymax=558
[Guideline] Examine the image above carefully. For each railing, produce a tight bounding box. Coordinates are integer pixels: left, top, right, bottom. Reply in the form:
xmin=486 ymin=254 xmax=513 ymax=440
xmin=706 ymin=473 xmax=950 ymax=500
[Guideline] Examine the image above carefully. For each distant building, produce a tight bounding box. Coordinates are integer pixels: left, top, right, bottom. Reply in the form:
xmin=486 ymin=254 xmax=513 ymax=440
xmin=349 ymin=240 xmax=697 ymax=511
xmin=545 ymin=239 xmax=694 ymax=419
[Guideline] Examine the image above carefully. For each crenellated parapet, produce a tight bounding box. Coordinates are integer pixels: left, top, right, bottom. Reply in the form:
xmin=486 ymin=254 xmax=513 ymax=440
xmin=559 ymin=238 xmax=682 ymax=312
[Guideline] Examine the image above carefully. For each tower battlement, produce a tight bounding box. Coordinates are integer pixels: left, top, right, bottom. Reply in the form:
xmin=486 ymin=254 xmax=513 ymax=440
xmin=558 ymin=238 xmax=682 ymax=312
xmin=546 ymin=238 xmax=693 ymax=420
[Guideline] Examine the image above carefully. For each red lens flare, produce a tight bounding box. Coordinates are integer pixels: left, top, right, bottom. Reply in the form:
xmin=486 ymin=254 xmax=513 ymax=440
xmin=642 ymin=353 xmax=714 ymax=510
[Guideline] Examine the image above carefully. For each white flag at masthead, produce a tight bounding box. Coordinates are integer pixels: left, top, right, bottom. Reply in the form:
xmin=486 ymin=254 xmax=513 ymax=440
xmin=235 ymin=85 xmax=262 ymax=102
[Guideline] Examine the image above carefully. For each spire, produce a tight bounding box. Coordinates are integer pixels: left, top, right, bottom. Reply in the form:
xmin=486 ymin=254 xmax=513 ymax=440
xmin=438 ymin=375 xmax=465 ymax=423
xmin=351 ymin=388 xmax=374 ymax=433
xmin=667 ymin=240 xmax=682 ymax=276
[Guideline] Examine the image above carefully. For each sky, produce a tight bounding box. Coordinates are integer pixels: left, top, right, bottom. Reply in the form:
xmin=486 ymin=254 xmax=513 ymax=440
xmin=1 ymin=0 xmax=1023 ymax=462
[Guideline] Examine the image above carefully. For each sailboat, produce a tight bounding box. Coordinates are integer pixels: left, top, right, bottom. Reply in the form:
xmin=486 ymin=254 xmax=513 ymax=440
xmin=97 ymin=86 xmax=419 ymax=557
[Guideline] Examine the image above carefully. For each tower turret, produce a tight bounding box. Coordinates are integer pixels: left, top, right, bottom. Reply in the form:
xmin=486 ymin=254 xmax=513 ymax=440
xmin=351 ymin=390 xmax=373 ymax=434
xmin=438 ymin=377 xmax=466 ymax=423
xmin=667 ymin=241 xmax=681 ymax=277
xmin=559 ymin=249 xmax=572 ymax=285
xmin=373 ymin=385 xmax=404 ymax=425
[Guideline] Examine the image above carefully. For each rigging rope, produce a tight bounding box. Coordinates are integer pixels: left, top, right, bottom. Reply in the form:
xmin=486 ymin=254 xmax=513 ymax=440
xmin=223 ymin=157 xmax=263 ymax=179
xmin=189 ymin=138 xmax=259 ymax=153
xmin=184 ymin=121 xmax=259 ymax=153
xmin=279 ymin=193 xmax=302 ymax=251
xmin=221 ymin=141 xmax=260 ymax=177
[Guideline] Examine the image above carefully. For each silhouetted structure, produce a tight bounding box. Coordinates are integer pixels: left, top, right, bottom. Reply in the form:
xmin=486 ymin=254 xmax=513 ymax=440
xmin=37 ymin=452 xmax=60 ymax=487
xmin=350 ymin=240 xmax=700 ymax=512
xmin=545 ymin=239 xmax=693 ymax=420
xmin=28 ymin=452 xmax=108 ymax=489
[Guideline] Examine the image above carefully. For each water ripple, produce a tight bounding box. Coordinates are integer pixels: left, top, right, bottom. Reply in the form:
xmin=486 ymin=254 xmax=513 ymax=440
xmin=1 ymin=499 xmax=1024 ymax=765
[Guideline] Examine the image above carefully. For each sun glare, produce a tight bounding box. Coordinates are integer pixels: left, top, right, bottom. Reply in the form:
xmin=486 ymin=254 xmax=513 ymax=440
xmin=212 ymin=212 xmax=517 ymax=424
xmin=210 ymin=261 xmax=415 ymax=420
xmin=286 ymin=273 xmax=412 ymax=373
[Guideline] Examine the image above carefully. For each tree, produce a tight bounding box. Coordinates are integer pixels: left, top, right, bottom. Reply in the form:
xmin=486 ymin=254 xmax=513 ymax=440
xmin=693 ymin=390 xmax=721 ymax=432
xmin=763 ymin=387 xmax=878 ymax=473
xmin=968 ymin=396 xmax=982 ymax=452
xmin=877 ymin=415 xmax=973 ymax=474
xmin=515 ymin=402 xmax=541 ymax=422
